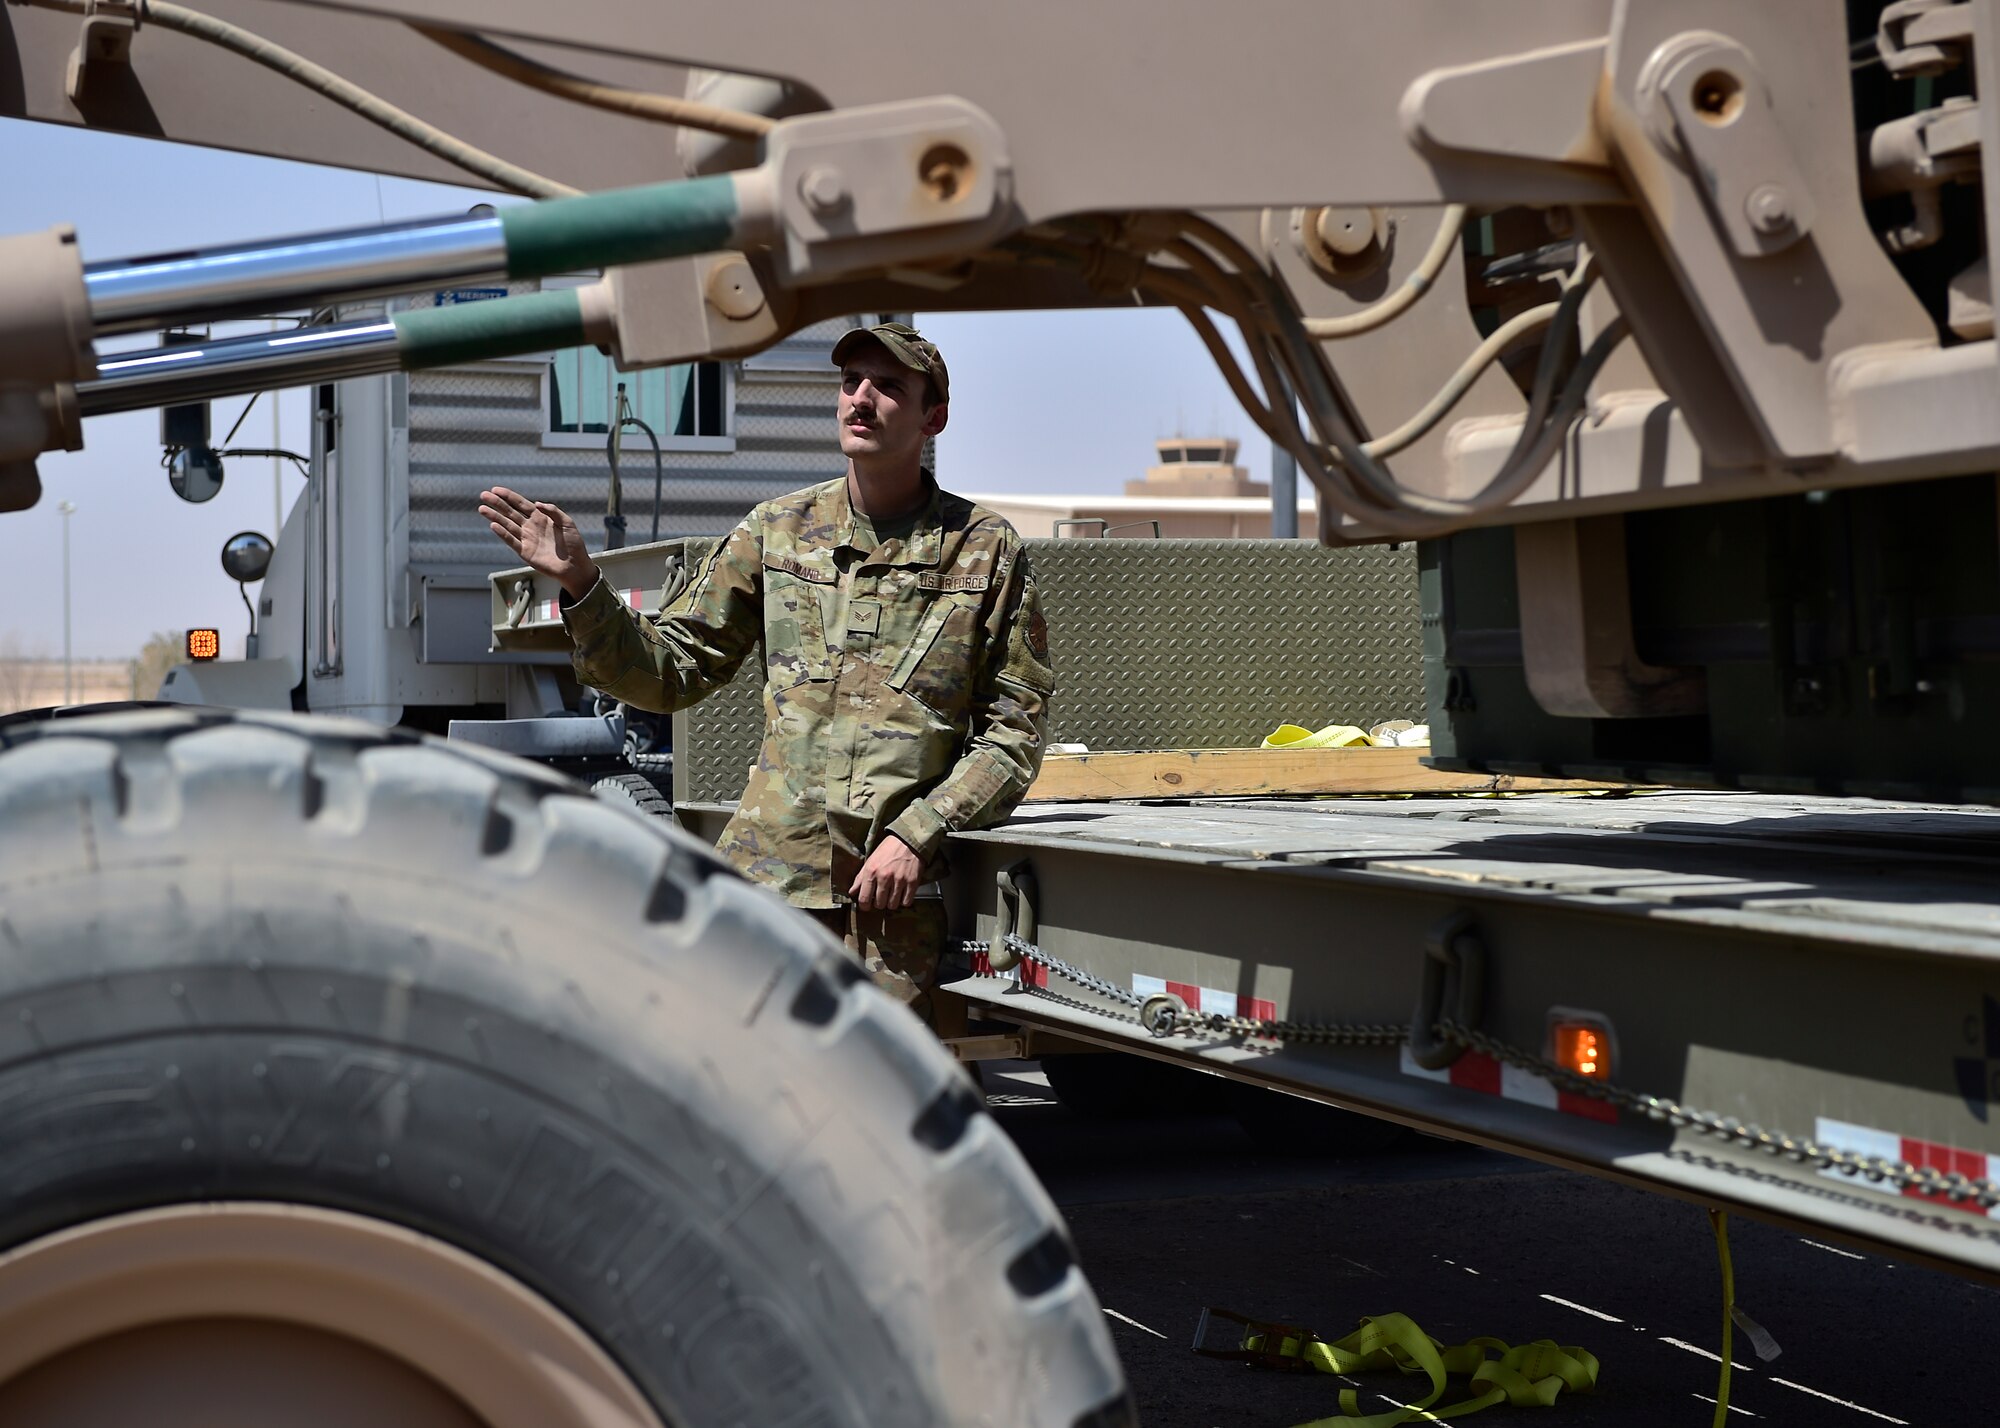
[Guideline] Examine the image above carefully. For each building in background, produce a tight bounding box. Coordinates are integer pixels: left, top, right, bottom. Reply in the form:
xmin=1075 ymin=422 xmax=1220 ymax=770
xmin=0 ymin=659 xmax=138 ymax=715
xmin=968 ymin=437 xmax=1313 ymax=539
xmin=1126 ymin=437 xmax=1264 ymax=499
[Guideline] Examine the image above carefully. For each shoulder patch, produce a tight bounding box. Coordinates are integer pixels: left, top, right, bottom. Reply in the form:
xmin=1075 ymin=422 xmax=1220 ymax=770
xmin=1026 ymin=606 xmax=1049 ymax=659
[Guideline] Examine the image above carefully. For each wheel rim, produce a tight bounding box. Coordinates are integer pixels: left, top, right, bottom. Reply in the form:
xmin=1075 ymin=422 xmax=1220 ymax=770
xmin=0 ymin=1202 xmax=666 ymax=1428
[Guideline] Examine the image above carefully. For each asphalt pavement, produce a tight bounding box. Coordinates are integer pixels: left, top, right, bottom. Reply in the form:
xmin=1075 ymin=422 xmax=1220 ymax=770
xmin=983 ymin=1062 xmax=1995 ymax=1428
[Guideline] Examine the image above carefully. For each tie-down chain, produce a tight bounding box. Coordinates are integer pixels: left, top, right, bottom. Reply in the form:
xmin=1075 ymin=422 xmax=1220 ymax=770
xmin=962 ymin=928 xmax=2000 ymax=1211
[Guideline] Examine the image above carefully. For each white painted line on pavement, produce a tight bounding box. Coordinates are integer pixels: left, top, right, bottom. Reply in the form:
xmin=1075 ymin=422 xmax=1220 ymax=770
xmin=1540 ymin=1294 xmax=1623 ymax=1323
xmin=1799 ymin=1239 xmax=1866 ymax=1260
xmin=1769 ymin=1378 xmax=1909 ymax=1423
xmin=1659 ymin=1337 xmax=1752 ymax=1370
xmin=1693 ymin=1392 xmax=1759 ymax=1417
xmin=1376 ymin=1395 xmax=1446 ymax=1423
xmin=1102 ymin=1308 xmax=1167 ymax=1340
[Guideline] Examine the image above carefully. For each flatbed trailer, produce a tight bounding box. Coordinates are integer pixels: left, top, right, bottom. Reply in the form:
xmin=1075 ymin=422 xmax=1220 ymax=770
xmin=696 ymin=787 xmax=2000 ymax=1283
xmin=518 ymin=524 xmax=2000 ymax=1287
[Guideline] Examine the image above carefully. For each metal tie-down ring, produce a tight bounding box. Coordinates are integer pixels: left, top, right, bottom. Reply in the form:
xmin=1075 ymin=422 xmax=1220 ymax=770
xmin=1407 ymin=910 xmax=1485 ymax=1070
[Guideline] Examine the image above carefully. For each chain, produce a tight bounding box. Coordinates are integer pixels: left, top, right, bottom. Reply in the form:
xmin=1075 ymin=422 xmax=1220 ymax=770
xmin=964 ymin=934 xmax=1408 ymax=1046
xmin=1442 ymin=1019 xmax=2000 ymax=1210
xmin=967 ymin=935 xmax=2000 ymax=1211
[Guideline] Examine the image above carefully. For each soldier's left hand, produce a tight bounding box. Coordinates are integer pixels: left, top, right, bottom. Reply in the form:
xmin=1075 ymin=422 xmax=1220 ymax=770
xmin=851 ymin=836 xmax=922 ymax=910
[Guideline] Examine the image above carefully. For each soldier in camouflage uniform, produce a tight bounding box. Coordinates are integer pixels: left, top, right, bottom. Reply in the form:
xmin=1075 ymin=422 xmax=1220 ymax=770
xmin=477 ymin=323 xmax=1053 ymax=1030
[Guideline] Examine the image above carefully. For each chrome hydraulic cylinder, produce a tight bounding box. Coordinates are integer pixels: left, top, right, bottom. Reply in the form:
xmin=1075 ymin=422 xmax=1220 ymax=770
xmin=85 ymin=215 xmax=510 ymax=336
xmin=78 ymin=284 xmax=610 ymax=416
xmin=81 ymin=172 xmax=746 ymax=336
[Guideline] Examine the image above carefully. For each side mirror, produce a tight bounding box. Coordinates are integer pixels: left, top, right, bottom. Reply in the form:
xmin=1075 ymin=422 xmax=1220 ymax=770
xmin=169 ymin=445 xmax=225 ymax=503
xmin=221 ymin=530 xmax=273 ymax=584
xmin=160 ymin=331 xmax=222 ymax=503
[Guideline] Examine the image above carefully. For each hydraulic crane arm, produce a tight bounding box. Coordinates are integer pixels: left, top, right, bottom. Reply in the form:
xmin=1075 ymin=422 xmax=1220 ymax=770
xmin=2 ymin=0 xmax=1995 ymax=544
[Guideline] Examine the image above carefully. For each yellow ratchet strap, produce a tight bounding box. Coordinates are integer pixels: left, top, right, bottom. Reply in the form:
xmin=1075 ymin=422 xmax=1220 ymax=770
xmin=1712 ymin=1200 xmax=1792 ymax=1424
xmin=1263 ymin=722 xmax=1374 ymax=750
xmin=1194 ymin=1306 xmax=1598 ymax=1427
xmin=1707 ymin=1209 xmax=1782 ymax=1427
xmin=1711 ymin=1209 xmax=1736 ymax=1427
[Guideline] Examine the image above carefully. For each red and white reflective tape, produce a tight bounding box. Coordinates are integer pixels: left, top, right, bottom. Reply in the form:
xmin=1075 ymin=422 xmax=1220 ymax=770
xmin=1399 ymin=1044 xmax=1619 ymax=1124
xmin=979 ymin=954 xmax=1280 ymax=1020
xmin=623 ymin=587 xmax=646 ymax=610
xmin=1130 ymin=973 xmax=1277 ymax=1023
xmin=1816 ymin=1116 xmax=2000 ymax=1213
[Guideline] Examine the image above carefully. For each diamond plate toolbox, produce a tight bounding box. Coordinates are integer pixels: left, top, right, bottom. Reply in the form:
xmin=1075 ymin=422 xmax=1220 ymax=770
xmin=672 ymin=538 xmax=1424 ymax=804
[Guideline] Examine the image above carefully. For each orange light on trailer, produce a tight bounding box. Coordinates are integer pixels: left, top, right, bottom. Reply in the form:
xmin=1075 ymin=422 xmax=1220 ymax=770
xmin=1552 ymin=1022 xmax=1611 ymax=1081
xmin=186 ymin=628 xmax=221 ymax=662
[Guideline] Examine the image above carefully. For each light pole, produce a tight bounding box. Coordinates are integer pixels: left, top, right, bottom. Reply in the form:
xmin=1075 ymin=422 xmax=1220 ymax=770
xmin=58 ymin=500 xmax=75 ymax=703
xmin=271 ymin=320 xmax=285 ymax=534
xmin=1269 ymin=371 xmax=1298 ymax=539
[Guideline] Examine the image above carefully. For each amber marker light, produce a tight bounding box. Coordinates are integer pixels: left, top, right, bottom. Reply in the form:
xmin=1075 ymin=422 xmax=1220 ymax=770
xmin=185 ymin=628 xmax=221 ymax=662
xmin=1552 ymin=1021 xmax=1612 ymax=1081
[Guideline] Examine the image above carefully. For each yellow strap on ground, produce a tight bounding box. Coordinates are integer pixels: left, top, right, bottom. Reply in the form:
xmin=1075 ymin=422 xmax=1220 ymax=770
xmin=1241 ymin=1311 xmax=1598 ymax=1427
xmin=1710 ymin=1210 xmax=1735 ymax=1428
xmin=1263 ymin=722 xmax=1374 ymax=750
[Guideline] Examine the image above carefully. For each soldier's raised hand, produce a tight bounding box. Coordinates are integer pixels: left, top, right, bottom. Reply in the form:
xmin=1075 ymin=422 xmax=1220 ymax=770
xmin=479 ymin=486 xmax=600 ymax=599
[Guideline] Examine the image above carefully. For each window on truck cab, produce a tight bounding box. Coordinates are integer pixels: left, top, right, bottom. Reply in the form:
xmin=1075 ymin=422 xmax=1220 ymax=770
xmin=544 ymin=348 xmax=732 ymax=450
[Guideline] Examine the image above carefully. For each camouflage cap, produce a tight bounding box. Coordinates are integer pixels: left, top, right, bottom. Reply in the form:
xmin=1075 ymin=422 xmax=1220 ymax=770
xmin=831 ymin=321 xmax=949 ymax=405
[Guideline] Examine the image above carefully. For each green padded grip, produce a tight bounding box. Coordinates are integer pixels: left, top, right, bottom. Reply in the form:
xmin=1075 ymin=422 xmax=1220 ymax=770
xmin=500 ymin=174 xmax=740 ymax=279
xmin=392 ymin=288 xmax=587 ymax=370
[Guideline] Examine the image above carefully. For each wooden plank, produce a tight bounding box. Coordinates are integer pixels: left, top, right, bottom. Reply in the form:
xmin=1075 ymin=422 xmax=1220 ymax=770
xmin=1024 ymin=746 xmax=1631 ymax=802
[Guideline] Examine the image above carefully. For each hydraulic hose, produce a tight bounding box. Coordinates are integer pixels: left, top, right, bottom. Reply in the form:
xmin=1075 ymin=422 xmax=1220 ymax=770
xmin=9 ymin=0 xmax=578 ymax=197
xmin=1360 ymin=301 xmax=1560 ymax=460
xmin=411 ymin=26 xmax=774 ymax=140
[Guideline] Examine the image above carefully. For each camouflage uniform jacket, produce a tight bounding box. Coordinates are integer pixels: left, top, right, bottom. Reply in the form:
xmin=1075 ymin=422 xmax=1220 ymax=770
xmin=561 ymin=475 xmax=1054 ymax=908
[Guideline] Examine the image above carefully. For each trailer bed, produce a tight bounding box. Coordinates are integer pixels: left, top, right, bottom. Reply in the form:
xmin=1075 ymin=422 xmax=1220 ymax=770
xmin=965 ymin=791 xmax=2000 ymax=955
xmin=928 ymin=790 xmax=2000 ymax=1281
xmin=671 ymin=788 xmax=2000 ymax=1277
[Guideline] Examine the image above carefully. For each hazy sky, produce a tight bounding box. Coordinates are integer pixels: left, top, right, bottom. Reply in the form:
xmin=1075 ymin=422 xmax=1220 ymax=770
xmin=6 ymin=119 xmax=1273 ymax=662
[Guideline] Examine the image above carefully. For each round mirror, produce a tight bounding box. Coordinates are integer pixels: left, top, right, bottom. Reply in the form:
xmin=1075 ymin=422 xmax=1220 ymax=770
xmin=220 ymin=529 xmax=274 ymax=584
xmin=168 ymin=446 xmax=225 ymax=504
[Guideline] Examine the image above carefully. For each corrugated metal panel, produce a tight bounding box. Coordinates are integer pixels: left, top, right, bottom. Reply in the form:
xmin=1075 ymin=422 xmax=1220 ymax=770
xmin=675 ymin=538 xmax=1424 ymax=802
xmin=1031 ymin=538 xmax=1424 ymax=747
xmin=401 ymin=297 xmax=858 ymax=578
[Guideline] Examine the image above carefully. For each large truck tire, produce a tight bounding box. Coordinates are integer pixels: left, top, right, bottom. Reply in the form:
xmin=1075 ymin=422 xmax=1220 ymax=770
xmin=592 ymin=770 xmax=677 ymax=821
xmin=0 ymin=710 xmax=1132 ymax=1428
